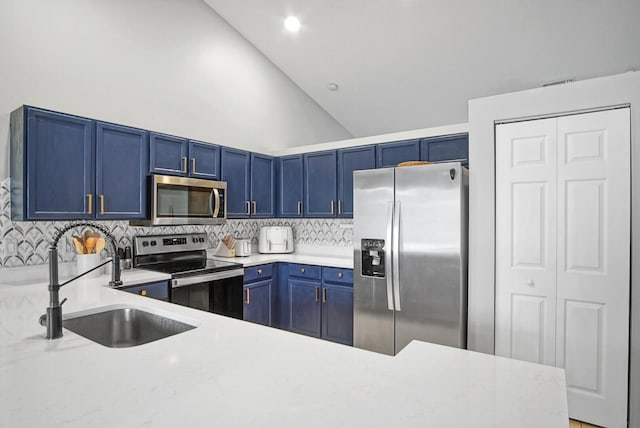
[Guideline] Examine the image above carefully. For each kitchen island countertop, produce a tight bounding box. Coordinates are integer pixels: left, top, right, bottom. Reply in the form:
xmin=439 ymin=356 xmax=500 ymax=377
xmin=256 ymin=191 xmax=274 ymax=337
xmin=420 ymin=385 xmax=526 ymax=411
xmin=0 ymin=275 xmax=567 ymax=428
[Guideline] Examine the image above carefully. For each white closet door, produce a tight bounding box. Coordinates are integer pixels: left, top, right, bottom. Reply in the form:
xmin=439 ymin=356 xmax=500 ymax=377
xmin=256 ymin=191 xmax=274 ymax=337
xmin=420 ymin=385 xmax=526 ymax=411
xmin=495 ymin=118 xmax=558 ymax=365
xmin=556 ymin=109 xmax=630 ymax=428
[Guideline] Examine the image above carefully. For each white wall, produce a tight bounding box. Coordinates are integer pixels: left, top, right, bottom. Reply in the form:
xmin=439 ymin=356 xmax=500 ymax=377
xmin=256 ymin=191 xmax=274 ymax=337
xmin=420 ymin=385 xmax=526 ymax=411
xmin=0 ymin=0 xmax=352 ymax=179
xmin=467 ymin=71 xmax=640 ymax=427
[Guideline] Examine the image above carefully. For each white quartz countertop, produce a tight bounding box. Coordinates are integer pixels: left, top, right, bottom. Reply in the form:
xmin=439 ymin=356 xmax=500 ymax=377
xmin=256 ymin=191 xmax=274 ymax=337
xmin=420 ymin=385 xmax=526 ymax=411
xmin=207 ymin=245 xmax=354 ymax=268
xmin=0 ymin=275 xmax=567 ymax=428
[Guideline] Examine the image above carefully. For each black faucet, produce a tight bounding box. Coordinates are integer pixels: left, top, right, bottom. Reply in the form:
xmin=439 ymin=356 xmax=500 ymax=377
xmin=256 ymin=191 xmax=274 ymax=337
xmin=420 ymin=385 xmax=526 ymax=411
xmin=40 ymin=221 xmax=123 ymax=339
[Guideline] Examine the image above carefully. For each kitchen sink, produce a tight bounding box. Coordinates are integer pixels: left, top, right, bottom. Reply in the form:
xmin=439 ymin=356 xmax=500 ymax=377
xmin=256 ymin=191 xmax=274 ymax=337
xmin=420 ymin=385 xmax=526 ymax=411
xmin=63 ymin=305 xmax=197 ymax=348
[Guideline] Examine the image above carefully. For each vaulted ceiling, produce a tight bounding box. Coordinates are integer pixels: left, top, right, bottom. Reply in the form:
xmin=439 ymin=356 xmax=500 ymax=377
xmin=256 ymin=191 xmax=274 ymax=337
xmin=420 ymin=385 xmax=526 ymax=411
xmin=204 ymin=0 xmax=640 ymax=138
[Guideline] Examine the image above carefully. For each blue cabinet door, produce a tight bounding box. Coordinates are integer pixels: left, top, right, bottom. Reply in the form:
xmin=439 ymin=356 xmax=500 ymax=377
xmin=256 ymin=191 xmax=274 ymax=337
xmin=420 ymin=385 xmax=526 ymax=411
xmin=250 ymin=153 xmax=275 ymax=218
xmin=289 ymin=278 xmax=321 ymax=337
xmin=337 ymin=145 xmax=375 ymax=218
xmin=420 ymin=134 xmax=469 ymax=166
xmin=303 ymin=150 xmax=337 ymax=217
xmin=376 ymin=139 xmax=420 ymax=168
xmin=321 ymin=284 xmax=353 ymax=345
xmin=272 ymin=263 xmax=289 ymax=329
xmin=188 ymin=140 xmax=220 ymax=179
xmin=24 ymin=108 xmax=94 ymax=220
xmin=221 ymin=147 xmax=251 ymax=218
xmin=277 ymin=155 xmax=303 ymax=217
xmin=95 ymin=122 xmax=148 ymax=219
xmin=243 ymin=279 xmax=272 ymax=326
xmin=149 ymin=133 xmax=188 ymax=176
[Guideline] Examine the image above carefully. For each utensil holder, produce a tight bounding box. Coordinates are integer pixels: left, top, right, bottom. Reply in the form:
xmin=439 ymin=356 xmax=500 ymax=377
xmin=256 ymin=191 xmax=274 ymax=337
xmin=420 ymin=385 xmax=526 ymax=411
xmin=76 ymin=254 xmax=102 ymax=279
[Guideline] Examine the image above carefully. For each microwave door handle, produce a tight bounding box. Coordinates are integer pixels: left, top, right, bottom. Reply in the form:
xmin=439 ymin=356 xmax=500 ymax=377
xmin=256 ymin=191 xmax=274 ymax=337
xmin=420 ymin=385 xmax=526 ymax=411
xmin=211 ymin=189 xmax=220 ymax=217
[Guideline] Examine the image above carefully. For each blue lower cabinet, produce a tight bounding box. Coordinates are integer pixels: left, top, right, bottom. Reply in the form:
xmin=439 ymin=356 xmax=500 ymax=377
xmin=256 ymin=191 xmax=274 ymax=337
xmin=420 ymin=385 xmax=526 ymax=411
xmin=119 ymin=281 xmax=169 ymax=301
xmin=243 ymin=264 xmax=273 ymax=326
xmin=243 ymin=279 xmax=272 ymax=326
xmin=285 ymin=264 xmax=353 ymax=345
xmin=321 ymin=284 xmax=353 ymax=345
xmin=288 ymin=278 xmax=322 ymax=337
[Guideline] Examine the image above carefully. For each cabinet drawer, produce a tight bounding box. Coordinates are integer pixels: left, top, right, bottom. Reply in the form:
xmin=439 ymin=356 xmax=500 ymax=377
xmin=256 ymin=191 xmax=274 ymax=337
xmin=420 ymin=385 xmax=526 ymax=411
xmin=121 ymin=281 xmax=169 ymax=300
xmin=288 ymin=263 xmax=322 ymax=280
xmin=322 ymin=267 xmax=353 ymax=285
xmin=244 ymin=264 xmax=273 ymax=283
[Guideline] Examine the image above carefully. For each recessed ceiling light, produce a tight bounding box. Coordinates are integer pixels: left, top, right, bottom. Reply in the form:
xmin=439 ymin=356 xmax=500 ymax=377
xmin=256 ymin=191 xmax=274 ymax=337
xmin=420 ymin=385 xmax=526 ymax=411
xmin=327 ymin=83 xmax=339 ymax=91
xmin=284 ymin=16 xmax=301 ymax=32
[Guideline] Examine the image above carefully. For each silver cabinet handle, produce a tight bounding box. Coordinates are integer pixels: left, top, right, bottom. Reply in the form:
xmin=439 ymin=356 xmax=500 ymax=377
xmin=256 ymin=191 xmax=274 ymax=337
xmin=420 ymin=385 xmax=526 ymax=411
xmin=252 ymin=201 xmax=257 ymax=215
xmin=99 ymin=194 xmax=105 ymax=215
xmin=392 ymin=201 xmax=401 ymax=311
xmin=191 ymin=158 xmax=196 ymax=174
xmin=86 ymin=194 xmax=93 ymax=215
xmin=181 ymin=157 xmax=187 ymax=174
xmin=297 ymin=201 xmax=302 ymax=215
xmin=330 ymin=200 xmax=335 ymax=215
xmin=385 ymin=202 xmax=394 ymax=311
xmin=338 ymin=200 xmax=342 ymax=215
xmin=245 ymin=201 xmax=250 ymax=216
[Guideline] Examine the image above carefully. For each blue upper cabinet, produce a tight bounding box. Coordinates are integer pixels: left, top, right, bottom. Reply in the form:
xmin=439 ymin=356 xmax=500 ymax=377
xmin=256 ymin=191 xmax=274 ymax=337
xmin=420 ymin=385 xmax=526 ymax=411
xmin=375 ymin=139 xmax=420 ymax=168
xmin=337 ymin=146 xmax=375 ymax=218
xmin=250 ymin=153 xmax=275 ymax=218
xmin=277 ymin=155 xmax=304 ymax=217
xmin=188 ymin=140 xmax=220 ymax=179
xmin=10 ymin=107 xmax=149 ymax=221
xmin=95 ymin=122 xmax=148 ymax=219
xmin=221 ymin=149 xmax=274 ymax=219
xmin=221 ymin=147 xmax=251 ymax=218
xmin=420 ymin=134 xmax=469 ymax=166
xmin=303 ymin=150 xmax=337 ymax=217
xmin=149 ymin=133 xmax=188 ymax=176
xmin=11 ymin=107 xmax=94 ymax=220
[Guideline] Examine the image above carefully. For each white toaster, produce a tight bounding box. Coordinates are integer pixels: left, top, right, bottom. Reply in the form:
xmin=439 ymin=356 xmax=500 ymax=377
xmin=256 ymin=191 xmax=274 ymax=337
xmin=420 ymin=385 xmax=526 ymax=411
xmin=258 ymin=226 xmax=294 ymax=254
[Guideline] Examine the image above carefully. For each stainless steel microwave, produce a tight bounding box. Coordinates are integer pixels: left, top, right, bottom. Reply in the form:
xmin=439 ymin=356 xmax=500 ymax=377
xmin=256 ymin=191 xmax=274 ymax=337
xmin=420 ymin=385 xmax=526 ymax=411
xmin=130 ymin=174 xmax=226 ymax=226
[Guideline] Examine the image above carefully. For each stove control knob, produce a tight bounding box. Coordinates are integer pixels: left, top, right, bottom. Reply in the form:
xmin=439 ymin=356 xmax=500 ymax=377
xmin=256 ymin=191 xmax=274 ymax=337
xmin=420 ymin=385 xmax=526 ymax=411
xmin=199 ymin=237 xmax=205 ymax=243
xmin=192 ymin=238 xmax=197 ymax=243
xmin=142 ymin=241 xmax=149 ymax=247
xmin=150 ymin=241 xmax=157 ymax=246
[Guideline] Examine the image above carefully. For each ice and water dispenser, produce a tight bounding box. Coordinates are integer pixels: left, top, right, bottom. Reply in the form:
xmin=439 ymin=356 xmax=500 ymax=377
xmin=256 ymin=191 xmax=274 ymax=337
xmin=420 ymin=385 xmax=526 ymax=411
xmin=361 ymin=239 xmax=386 ymax=277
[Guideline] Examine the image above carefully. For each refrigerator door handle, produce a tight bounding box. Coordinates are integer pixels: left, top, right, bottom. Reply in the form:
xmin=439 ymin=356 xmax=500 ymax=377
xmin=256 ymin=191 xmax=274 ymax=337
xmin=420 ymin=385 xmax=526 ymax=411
xmin=385 ymin=201 xmax=395 ymax=311
xmin=392 ymin=201 xmax=401 ymax=311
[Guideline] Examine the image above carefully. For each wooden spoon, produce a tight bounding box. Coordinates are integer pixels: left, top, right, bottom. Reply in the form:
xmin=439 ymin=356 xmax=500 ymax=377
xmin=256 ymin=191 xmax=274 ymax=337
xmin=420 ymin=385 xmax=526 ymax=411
xmin=85 ymin=237 xmax=96 ymax=254
xmin=95 ymin=237 xmax=106 ymax=254
xmin=72 ymin=235 xmax=86 ymax=254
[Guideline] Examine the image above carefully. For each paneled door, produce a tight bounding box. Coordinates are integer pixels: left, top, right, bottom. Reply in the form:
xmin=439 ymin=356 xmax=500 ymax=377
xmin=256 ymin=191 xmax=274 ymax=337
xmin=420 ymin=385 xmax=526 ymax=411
xmin=495 ymin=108 xmax=630 ymax=428
xmin=495 ymin=117 xmax=558 ymax=366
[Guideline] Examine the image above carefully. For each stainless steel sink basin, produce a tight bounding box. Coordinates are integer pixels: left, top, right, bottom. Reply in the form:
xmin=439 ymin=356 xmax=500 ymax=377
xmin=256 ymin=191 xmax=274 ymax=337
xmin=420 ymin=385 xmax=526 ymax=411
xmin=63 ymin=305 xmax=197 ymax=348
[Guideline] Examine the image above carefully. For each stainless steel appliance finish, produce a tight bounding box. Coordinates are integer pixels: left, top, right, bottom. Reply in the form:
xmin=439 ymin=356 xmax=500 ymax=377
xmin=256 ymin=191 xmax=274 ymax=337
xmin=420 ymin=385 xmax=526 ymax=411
xmin=63 ymin=305 xmax=196 ymax=348
xmin=353 ymin=162 xmax=468 ymax=356
xmin=133 ymin=233 xmax=244 ymax=319
xmin=130 ymin=174 xmax=227 ymax=226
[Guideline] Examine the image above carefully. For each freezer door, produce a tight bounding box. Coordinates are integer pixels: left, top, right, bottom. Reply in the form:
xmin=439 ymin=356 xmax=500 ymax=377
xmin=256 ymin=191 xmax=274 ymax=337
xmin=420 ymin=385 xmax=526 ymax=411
xmin=353 ymin=168 xmax=396 ymax=355
xmin=394 ymin=163 xmax=467 ymax=352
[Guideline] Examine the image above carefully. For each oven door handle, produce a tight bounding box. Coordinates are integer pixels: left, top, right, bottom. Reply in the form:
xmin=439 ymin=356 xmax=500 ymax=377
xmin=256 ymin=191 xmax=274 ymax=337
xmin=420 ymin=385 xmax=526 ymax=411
xmin=171 ymin=268 xmax=244 ymax=288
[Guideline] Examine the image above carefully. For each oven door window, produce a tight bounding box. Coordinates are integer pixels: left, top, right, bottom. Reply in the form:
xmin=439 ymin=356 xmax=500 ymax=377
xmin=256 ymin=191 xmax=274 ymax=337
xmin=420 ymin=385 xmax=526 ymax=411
xmin=157 ymin=184 xmax=213 ymax=218
xmin=171 ymin=276 xmax=243 ymax=319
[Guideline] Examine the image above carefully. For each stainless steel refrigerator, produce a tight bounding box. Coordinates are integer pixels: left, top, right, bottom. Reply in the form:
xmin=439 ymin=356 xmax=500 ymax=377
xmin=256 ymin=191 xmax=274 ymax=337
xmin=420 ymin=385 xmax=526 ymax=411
xmin=353 ymin=162 xmax=468 ymax=356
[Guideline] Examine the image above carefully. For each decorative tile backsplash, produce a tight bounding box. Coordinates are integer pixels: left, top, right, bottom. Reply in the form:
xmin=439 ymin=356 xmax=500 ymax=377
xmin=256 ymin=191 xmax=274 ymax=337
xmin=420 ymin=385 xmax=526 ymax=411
xmin=0 ymin=177 xmax=353 ymax=268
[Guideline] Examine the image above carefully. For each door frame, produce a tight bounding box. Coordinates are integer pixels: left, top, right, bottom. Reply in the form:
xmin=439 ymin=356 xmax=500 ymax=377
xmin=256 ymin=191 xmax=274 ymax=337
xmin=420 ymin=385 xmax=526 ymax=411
xmin=467 ymin=71 xmax=640 ymax=427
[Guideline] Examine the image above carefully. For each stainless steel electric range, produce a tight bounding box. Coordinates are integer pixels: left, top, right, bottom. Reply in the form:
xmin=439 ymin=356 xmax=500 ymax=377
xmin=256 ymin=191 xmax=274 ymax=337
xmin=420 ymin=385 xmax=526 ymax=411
xmin=133 ymin=232 xmax=244 ymax=319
